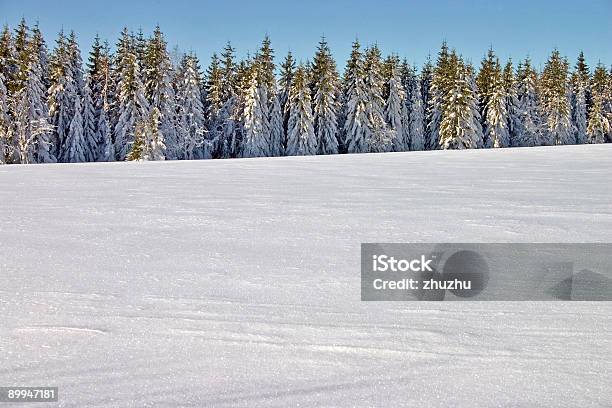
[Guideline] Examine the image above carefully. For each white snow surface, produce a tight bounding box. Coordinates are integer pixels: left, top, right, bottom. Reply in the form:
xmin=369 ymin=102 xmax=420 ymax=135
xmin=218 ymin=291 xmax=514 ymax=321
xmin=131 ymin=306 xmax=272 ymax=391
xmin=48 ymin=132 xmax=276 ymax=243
xmin=1 ymin=145 xmax=611 ymax=407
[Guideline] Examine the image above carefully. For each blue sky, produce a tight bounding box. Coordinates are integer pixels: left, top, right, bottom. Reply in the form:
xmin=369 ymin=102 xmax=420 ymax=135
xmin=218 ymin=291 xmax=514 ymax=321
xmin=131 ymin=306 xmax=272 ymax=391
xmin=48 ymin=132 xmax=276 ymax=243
xmin=1 ymin=0 xmax=611 ymax=71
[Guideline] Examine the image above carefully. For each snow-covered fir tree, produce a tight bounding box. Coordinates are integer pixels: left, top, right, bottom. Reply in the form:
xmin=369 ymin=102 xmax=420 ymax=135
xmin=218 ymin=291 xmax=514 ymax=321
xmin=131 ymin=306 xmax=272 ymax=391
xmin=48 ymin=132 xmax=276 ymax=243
xmin=252 ymin=36 xmax=276 ymax=155
xmin=13 ymin=42 xmax=56 ymax=164
xmin=438 ymin=54 xmax=481 ymax=149
xmin=408 ymin=73 xmax=425 ymax=151
xmin=571 ymin=52 xmax=589 ymax=144
xmin=540 ymin=50 xmax=573 ymax=145
xmin=31 ymin=24 xmax=49 ymax=89
xmin=49 ymin=30 xmax=78 ymax=159
xmin=268 ymin=93 xmax=284 ymax=156
xmin=503 ymin=60 xmax=522 ymax=147
xmin=0 ymin=25 xmax=16 ymax=88
xmin=87 ymin=37 xmax=114 ymax=161
xmin=175 ymin=54 xmax=208 ymax=159
xmin=216 ymin=96 xmax=239 ymax=159
xmin=66 ymin=31 xmax=84 ymax=96
xmin=134 ymin=29 xmax=147 ymax=70
xmin=342 ymin=40 xmax=369 ymax=153
xmin=586 ymin=96 xmax=609 ymax=144
xmin=427 ymin=43 xmax=452 ymax=149
xmin=514 ymin=59 xmax=543 ymax=146
xmin=143 ymin=26 xmax=175 ymax=159
xmin=0 ymin=72 xmax=8 ymax=164
xmin=587 ymin=64 xmax=610 ymax=144
xmin=62 ymin=95 xmax=87 ymax=162
xmin=145 ymin=107 xmax=166 ymax=160
xmin=114 ymin=49 xmax=150 ymax=160
xmin=220 ymin=42 xmax=236 ymax=103
xmin=363 ymin=46 xmax=391 ymax=152
xmin=216 ymin=42 xmax=240 ymax=158
xmin=82 ymin=79 xmax=97 ymax=161
xmin=286 ymin=65 xmax=316 ymax=155
xmin=96 ymin=104 xmax=114 ymax=161
xmin=605 ymin=67 xmax=612 ymax=142
xmin=241 ymin=63 xmax=268 ymax=158
xmin=420 ymin=56 xmax=435 ymax=149
xmin=477 ymin=48 xmax=510 ymax=148
xmin=232 ymin=58 xmax=254 ymax=156
xmin=129 ymin=106 xmax=166 ymax=160
xmin=384 ymin=55 xmax=405 ymax=151
xmin=11 ymin=19 xmax=30 ymax=94
xmin=398 ymin=61 xmax=413 ymax=149
xmin=278 ymin=51 xmax=295 ymax=150
xmin=465 ymin=64 xmax=485 ymax=148
xmin=311 ymin=37 xmax=339 ymax=155
xmin=205 ymin=53 xmax=223 ymax=148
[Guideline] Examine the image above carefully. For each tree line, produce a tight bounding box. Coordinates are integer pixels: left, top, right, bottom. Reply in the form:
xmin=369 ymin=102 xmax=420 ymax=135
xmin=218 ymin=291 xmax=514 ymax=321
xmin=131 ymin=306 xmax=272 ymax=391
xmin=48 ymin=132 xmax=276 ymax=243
xmin=0 ymin=19 xmax=611 ymax=165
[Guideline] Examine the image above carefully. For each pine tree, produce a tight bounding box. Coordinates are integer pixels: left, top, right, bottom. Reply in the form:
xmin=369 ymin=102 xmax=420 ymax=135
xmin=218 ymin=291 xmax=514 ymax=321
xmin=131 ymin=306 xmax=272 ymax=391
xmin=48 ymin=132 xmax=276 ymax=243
xmin=0 ymin=25 xmax=15 ymax=83
xmin=12 ymin=41 xmax=56 ymax=164
xmin=114 ymin=50 xmax=150 ymax=160
xmin=515 ymin=59 xmax=543 ymax=146
xmin=241 ymin=63 xmax=268 ymax=158
xmin=31 ymin=24 xmax=49 ymax=89
xmin=363 ymin=46 xmax=390 ymax=152
xmin=216 ymin=95 xmax=239 ymax=158
xmin=398 ymin=61 xmax=414 ymax=149
xmin=342 ymin=40 xmax=369 ymax=153
xmin=88 ymin=38 xmax=114 ymax=161
xmin=97 ymin=104 xmax=114 ymax=161
xmin=286 ymin=65 xmax=316 ymax=155
xmin=312 ymin=37 xmax=339 ymax=155
xmin=571 ymin=53 xmax=589 ymax=144
xmin=408 ymin=73 xmax=425 ymax=151
xmin=573 ymin=51 xmax=591 ymax=107
xmin=606 ymin=67 xmax=612 ymax=141
xmin=477 ymin=48 xmax=510 ymax=148
xmin=66 ymin=31 xmax=84 ymax=96
xmin=62 ymin=95 xmax=87 ymax=163
xmin=82 ymin=79 xmax=97 ymax=161
xmin=220 ymin=42 xmax=236 ymax=102
xmin=0 ymin=73 xmax=8 ymax=164
xmin=215 ymin=42 xmax=240 ymax=158
xmin=540 ymin=50 xmax=572 ymax=145
xmin=503 ymin=60 xmax=522 ymax=146
xmin=131 ymin=106 xmax=166 ymax=160
xmin=269 ymin=93 xmax=284 ymax=156
xmin=134 ymin=28 xmax=147 ymax=70
xmin=12 ymin=18 xmax=30 ymax=94
xmin=465 ymin=64 xmax=485 ymax=148
xmin=278 ymin=51 xmax=295 ymax=150
xmin=143 ymin=26 xmax=175 ymax=158
xmin=232 ymin=58 xmax=253 ymax=156
xmin=49 ymin=30 xmax=77 ymax=159
xmin=252 ymin=36 xmax=276 ymax=155
xmin=438 ymin=54 xmax=481 ymax=149
xmin=587 ymin=64 xmax=610 ymax=144
xmin=427 ymin=43 xmax=452 ymax=149
xmin=175 ymin=54 xmax=207 ymax=159
xmin=205 ymin=53 xmax=223 ymax=141
xmin=126 ymin=118 xmax=145 ymax=161
xmin=586 ymin=96 xmax=609 ymax=143
xmin=255 ymin=36 xmax=275 ymax=92
xmin=384 ymin=55 xmax=405 ymax=151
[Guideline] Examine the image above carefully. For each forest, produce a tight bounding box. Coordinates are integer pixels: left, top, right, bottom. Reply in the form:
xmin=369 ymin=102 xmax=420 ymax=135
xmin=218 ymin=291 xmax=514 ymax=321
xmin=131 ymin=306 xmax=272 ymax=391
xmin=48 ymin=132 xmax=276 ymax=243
xmin=0 ymin=19 xmax=610 ymax=164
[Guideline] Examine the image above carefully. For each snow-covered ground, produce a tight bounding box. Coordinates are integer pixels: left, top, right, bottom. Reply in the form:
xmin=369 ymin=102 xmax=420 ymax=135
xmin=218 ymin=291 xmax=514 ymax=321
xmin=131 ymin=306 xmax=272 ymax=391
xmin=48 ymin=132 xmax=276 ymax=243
xmin=1 ymin=145 xmax=611 ymax=407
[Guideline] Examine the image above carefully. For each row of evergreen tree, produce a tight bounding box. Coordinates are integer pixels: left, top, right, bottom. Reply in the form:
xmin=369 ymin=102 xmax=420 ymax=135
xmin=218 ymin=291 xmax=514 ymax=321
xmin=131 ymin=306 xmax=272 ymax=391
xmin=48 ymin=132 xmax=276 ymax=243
xmin=1 ymin=20 xmax=611 ymax=165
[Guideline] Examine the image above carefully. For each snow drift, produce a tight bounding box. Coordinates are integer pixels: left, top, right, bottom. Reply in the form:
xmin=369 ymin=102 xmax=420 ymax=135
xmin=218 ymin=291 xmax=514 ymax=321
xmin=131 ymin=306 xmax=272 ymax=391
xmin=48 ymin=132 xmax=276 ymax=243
xmin=1 ymin=145 xmax=611 ymax=407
